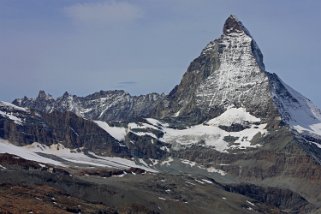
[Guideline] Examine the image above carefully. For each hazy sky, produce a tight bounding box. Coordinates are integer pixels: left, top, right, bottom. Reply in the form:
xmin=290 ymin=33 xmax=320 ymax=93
xmin=0 ymin=0 xmax=320 ymax=107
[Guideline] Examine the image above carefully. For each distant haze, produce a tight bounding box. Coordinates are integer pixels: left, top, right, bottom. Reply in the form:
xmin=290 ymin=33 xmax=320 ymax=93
xmin=0 ymin=0 xmax=320 ymax=107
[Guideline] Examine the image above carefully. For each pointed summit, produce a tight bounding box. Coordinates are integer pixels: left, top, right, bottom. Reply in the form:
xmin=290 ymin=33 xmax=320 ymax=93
xmin=62 ymin=91 xmax=71 ymax=98
xmin=223 ymin=15 xmax=251 ymax=36
xmin=36 ymin=90 xmax=53 ymax=101
xmin=157 ymin=14 xmax=269 ymax=122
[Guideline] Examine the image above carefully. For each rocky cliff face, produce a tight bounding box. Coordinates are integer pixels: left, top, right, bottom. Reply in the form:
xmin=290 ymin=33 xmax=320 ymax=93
xmin=0 ymin=101 xmax=128 ymax=156
xmin=0 ymin=101 xmax=169 ymax=159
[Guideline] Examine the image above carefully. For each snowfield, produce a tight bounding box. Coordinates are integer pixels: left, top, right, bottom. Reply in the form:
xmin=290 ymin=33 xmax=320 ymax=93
xmin=95 ymin=108 xmax=267 ymax=153
xmin=0 ymin=139 xmax=157 ymax=172
xmin=162 ymin=108 xmax=267 ymax=152
xmin=94 ymin=120 xmax=127 ymax=141
xmin=206 ymin=107 xmax=261 ymax=126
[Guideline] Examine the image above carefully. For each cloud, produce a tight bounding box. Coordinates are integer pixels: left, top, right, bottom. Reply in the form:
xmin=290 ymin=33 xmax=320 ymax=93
xmin=64 ymin=1 xmax=143 ymax=25
xmin=117 ymin=81 xmax=137 ymax=85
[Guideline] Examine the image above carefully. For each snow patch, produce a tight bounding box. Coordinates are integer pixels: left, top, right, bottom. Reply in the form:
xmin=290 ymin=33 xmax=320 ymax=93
xmin=311 ymin=142 xmax=321 ymax=149
xmin=185 ymin=181 xmax=196 ymax=186
xmin=201 ymin=179 xmax=213 ymax=184
xmin=130 ymin=131 xmax=158 ymax=139
xmin=161 ymin=112 xmax=266 ymax=152
xmin=94 ymin=120 xmax=126 ymax=141
xmin=0 ymin=140 xmax=64 ymax=166
xmin=207 ymin=107 xmax=260 ymax=126
xmin=129 ymin=120 xmax=162 ymax=131
xmin=160 ymin=157 xmax=174 ymax=166
xmin=246 ymin=200 xmax=255 ymax=206
xmin=0 ymin=101 xmax=28 ymax=112
xmin=145 ymin=118 xmax=168 ymax=127
xmin=181 ymin=159 xmax=196 ymax=167
xmin=194 ymin=179 xmax=205 ymax=184
xmin=149 ymin=159 xmax=159 ymax=166
xmin=207 ymin=167 xmax=227 ymax=176
xmin=0 ymin=111 xmax=23 ymax=125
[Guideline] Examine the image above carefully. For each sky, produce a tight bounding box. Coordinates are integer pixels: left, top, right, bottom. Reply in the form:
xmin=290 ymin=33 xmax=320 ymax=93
xmin=0 ymin=0 xmax=320 ymax=107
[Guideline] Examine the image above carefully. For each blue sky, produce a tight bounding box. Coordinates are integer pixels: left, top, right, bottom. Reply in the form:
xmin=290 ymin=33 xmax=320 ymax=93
xmin=0 ymin=0 xmax=320 ymax=107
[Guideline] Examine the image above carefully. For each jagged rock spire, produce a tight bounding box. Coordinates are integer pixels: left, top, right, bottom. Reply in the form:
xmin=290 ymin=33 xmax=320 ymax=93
xmin=37 ymin=90 xmax=47 ymax=99
xmin=223 ymin=15 xmax=251 ymax=36
xmin=36 ymin=90 xmax=53 ymax=101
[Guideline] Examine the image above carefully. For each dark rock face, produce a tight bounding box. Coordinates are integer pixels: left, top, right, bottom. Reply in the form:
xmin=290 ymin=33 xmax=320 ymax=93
xmin=0 ymin=102 xmax=169 ymax=159
xmin=223 ymin=15 xmax=250 ymax=36
xmin=78 ymin=167 xmax=146 ymax=177
xmin=218 ymin=123 xmax=250 ymax=132
xmin=224 ymin=183 xmax=312 ymax=213
xmin=125 ymin=132 xmax=169 ymax=159
xmin=0 ymin=107 xmax=130 ymax=157
xmin=152 ymin=41 xmax=223 ymax=124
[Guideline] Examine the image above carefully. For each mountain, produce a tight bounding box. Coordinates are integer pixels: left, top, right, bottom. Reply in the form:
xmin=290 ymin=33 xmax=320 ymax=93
xmin=2 ymin=15 xmax=321 ymax=213
xmin=154 ymin=15 xmax=321 ymax=133
xmin=13 ymin=90 xmax=164 ymax=122
xmin=154 ymin=15 xmax=276 ymax=124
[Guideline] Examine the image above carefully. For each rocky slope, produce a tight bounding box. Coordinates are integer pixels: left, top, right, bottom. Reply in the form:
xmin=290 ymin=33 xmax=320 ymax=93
xmin=0 ymin=153 xmax=311 ymax=214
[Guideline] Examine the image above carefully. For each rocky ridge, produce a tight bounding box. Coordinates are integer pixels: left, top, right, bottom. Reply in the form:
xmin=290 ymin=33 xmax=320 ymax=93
xmin=14 ymin=90 xmax=164 ymax=122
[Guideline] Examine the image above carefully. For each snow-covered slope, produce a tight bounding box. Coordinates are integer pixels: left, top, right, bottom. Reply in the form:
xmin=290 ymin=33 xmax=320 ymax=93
xmin=270 ymin=75 xmax=321 ymax=137
xmin=162 ymin=108 xmax=267 ymax=152
xmin=206 ymin=107 xmax=261 ymax=126
xmin=94 ymin=120 xmax=127 ymax=141
xmin=0 ymin=139 xmax=157 ymax=172
xmin=95 ymin=108 xmax=267 ymax=153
